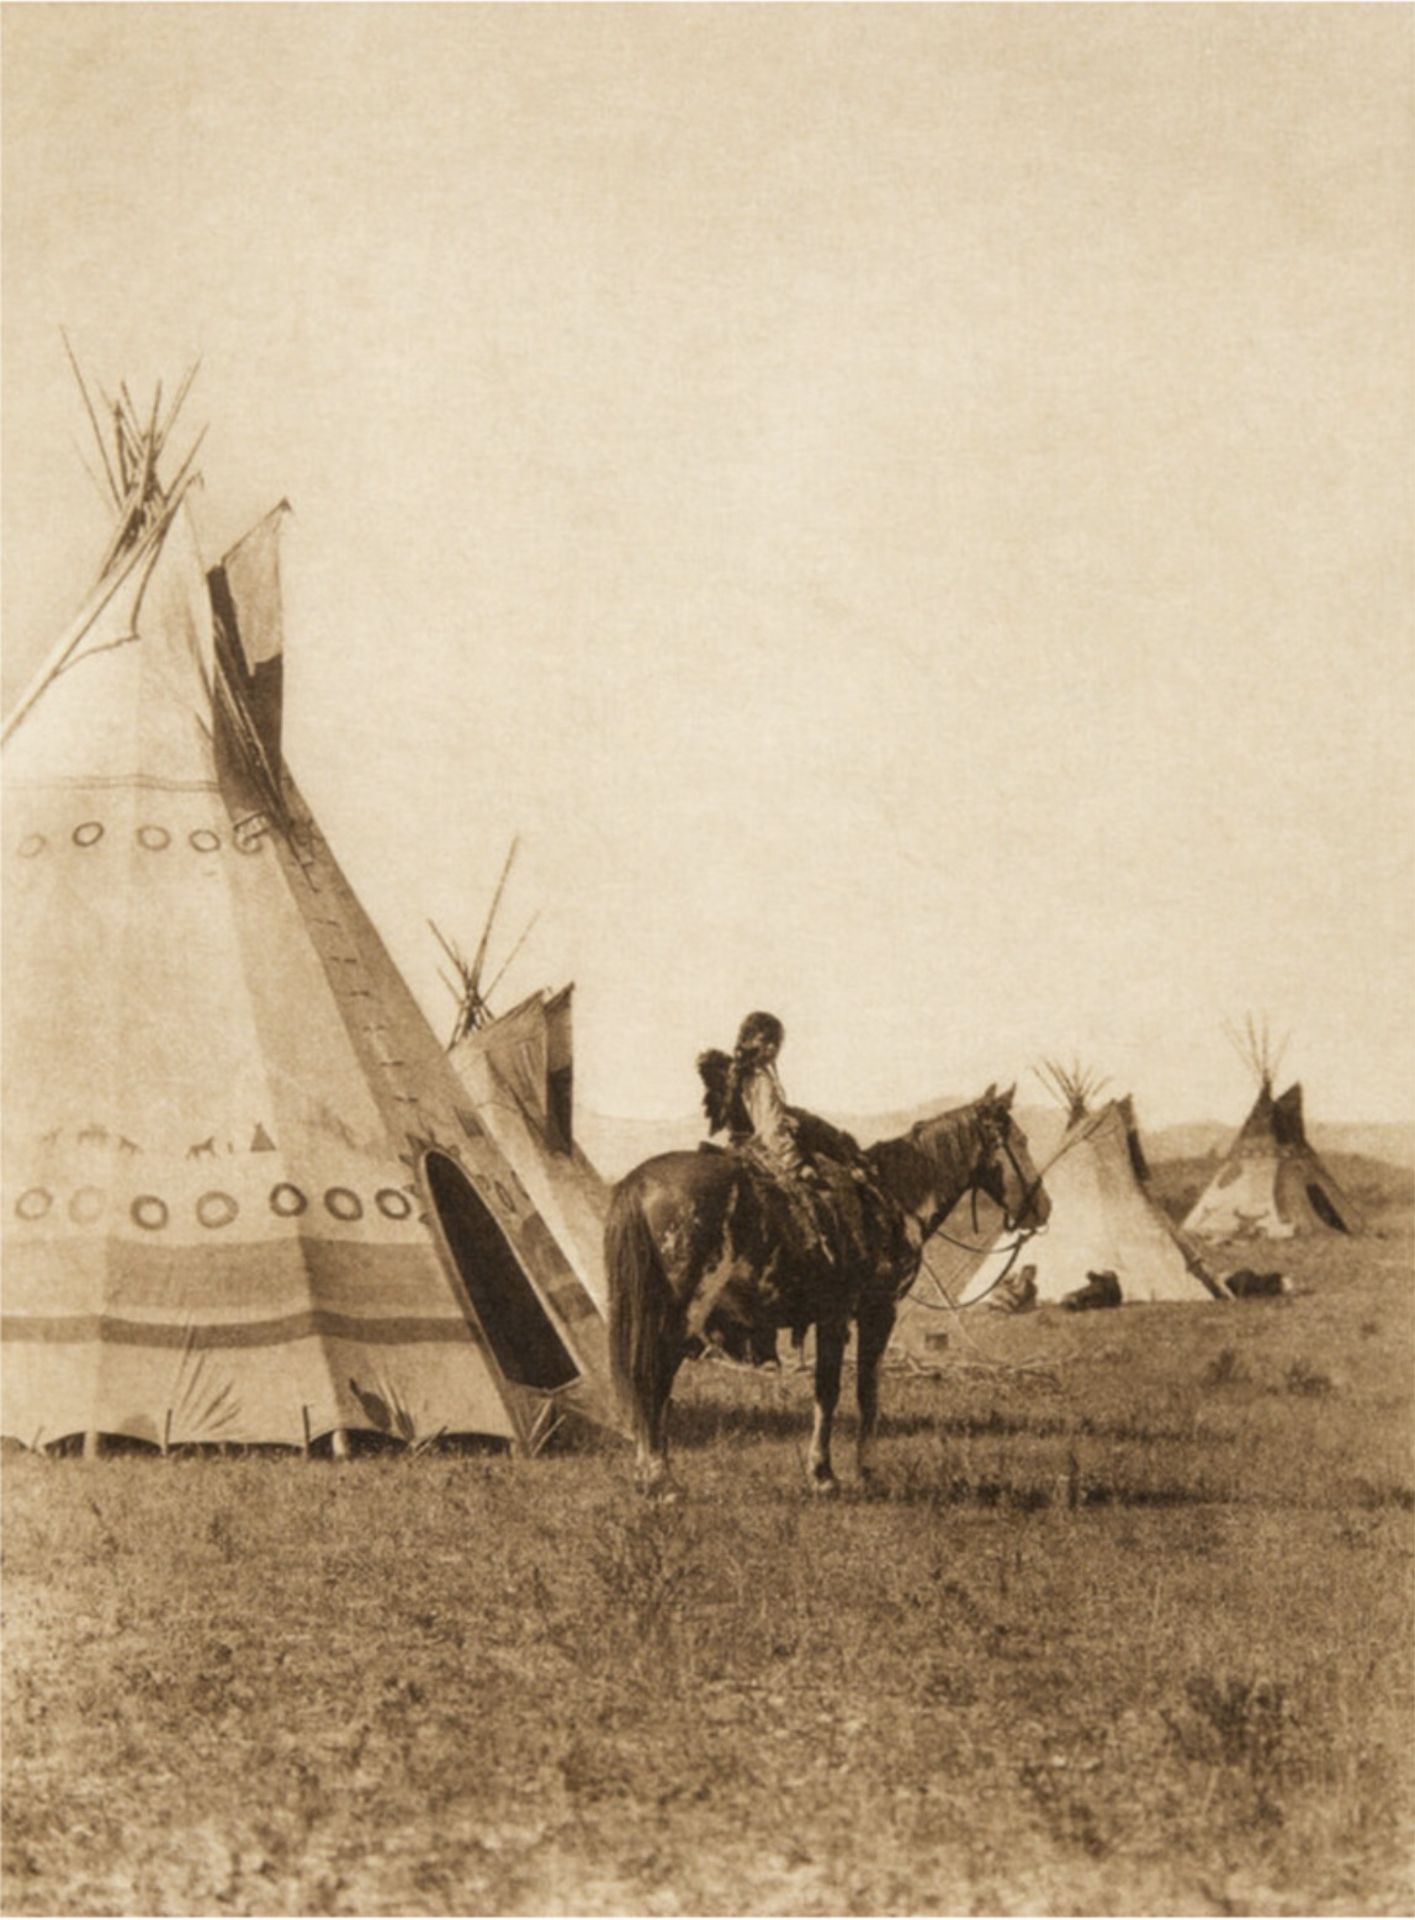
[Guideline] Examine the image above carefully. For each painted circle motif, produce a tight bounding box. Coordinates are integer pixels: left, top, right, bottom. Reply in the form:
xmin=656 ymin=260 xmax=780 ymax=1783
xmin=131 ymin=1195 xmax=169 ymax=1231
xmin=494 ymin=1180 xmax=517 ymax=1214
xmin=18 ymin=834 xmax=47 ymax=859
xmin=375 ymin=1187 xmax=413 ymax=1220
xmin=68 ymin=1186 xmax=106 ymax=1226
xmin=269 ymin=1183 xmax=308 ymax=1218
xmin=196 ymin=1191 xmax=239 ymax=1229
xmin=16 ymin=1187 xmax=53 ymax=1221
xmin=189 ymin=829 xmax=222 ymax=854
xmin=233 ymin=819 xmax=270 ymax=856
xmin=72 ymin=821 xmax=105 ymax=848
xmin=324 ymin=1187 xmax=363 ymax=1222
xmin=137 ymin=825 xmax=171 ymax=852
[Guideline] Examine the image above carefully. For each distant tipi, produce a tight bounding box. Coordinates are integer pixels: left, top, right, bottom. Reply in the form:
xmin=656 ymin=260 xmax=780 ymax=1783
xmin=1184 ymin=1019 xmax=1361 ymax=1241
xmin=2 ymin=366 xmax=616 ymax=1453
xmin=893 ymin=1062 xmax=1225 ymax=1347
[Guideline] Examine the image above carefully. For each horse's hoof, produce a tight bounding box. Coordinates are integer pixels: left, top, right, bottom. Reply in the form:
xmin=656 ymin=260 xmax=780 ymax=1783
xmin=640 ymin=1478 xmax=686 ymax=1505
xmin=809 ymin=1475 xmax=841 ymax=1499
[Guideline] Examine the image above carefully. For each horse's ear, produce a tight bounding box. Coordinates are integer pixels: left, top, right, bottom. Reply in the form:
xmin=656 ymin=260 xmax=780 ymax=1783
xmin=981 ymin=1081 xmax=997 ymax=1102
xmin=1000 ymin=1082 xmax=1017 ymax=1108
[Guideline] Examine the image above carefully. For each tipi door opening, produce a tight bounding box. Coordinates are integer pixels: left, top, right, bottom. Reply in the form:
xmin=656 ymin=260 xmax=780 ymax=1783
xmin=1306 ymin=1184 xmax=1350 ymax=1233
xmin=422 ymin=1151 xmax=579 ymax=1391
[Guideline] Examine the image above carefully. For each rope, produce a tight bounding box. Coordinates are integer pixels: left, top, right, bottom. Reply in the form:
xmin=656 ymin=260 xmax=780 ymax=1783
xmin=919 ymin=1105 xmax=1110 ymax=1280
xmin=887 ymin=1109 xmax=1118 ymax=1374
xmin=899 ymin=1249 xmax=1072 ymax=1380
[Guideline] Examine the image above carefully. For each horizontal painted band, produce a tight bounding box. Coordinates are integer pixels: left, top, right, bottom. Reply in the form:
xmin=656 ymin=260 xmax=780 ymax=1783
xmin=0 ymin=1237 xmax=461 ymax=1313
xmin=1 ymin=1309 xmax=484 ymax=1351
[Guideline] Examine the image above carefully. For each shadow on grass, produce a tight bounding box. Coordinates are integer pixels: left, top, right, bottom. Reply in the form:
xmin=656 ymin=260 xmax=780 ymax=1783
xmin=25 ymin=1429 xmax=568 ymax=1462
xmin=872 ymin=1474 xmax=1215 ymax=1512
xmin=865 ymin=1472 xmax=1415 ymax=1513
xmin=669 ymin=1397 xmax=1238 ymax=1452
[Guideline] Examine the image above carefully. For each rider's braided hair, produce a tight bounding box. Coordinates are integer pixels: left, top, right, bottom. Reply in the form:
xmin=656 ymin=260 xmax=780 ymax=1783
xmin=725 ymin=1012 xmax=785 ymax=1131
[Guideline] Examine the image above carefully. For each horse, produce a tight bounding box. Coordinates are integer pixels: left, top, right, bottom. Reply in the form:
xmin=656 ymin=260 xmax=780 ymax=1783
xmin=606 ymin=1084 xmax=1050 ymax=1497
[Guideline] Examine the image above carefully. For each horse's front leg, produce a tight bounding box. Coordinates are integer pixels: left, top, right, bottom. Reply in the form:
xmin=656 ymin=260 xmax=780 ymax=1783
xmin=808 ymin=1321 xmax=846 ymax=1495
xmin=854 ymin=1300 xmax=896 ymax=1484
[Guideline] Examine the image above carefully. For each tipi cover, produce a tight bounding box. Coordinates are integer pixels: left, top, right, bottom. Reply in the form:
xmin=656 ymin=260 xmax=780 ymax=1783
xmin=1184 ymin=1080 xmax=1361 ymax=1240
xmin=3 ymin=429 xmax=614 ymax=1451
xmin=893 ymin=1094 xmax=1224 ymax=1348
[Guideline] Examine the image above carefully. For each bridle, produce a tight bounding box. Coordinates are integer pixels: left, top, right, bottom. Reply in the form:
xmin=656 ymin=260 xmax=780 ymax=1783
xmin=911 ymin=1102 xmax=1045 ymax=1251
xmin=920 ymin=1102 xmax=1113 ymax=1310
xmin=968 ymin=1105 xmax=1051 ymax=1235
xmin=892 ymin=1103 xmax=1045 ymax=1315
xmin=974 ymin=1113 xmax=1032 ymax=1228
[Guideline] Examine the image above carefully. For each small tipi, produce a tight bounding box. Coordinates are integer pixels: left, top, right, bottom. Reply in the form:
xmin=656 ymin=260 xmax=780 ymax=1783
xmin=432 ymin=882 xmax=612 ymax=1313
xmin=2 ymin=370 xmax=615 ymax=1452
xmin=1184 ymin=1020 xmax=1360 ymax=1240
xmin=893 ymin=1063 xmax=1224 ymax=1345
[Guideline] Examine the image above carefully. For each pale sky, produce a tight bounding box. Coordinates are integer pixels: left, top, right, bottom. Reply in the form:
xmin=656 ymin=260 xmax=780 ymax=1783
xmin=4 ymin=5 xmax=1412 ymax=1126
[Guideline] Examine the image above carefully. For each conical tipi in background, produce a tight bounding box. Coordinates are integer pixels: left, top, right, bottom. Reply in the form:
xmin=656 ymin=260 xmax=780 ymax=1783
xmin=892 ymin=1063 xmax=1225 ymax=1349
xmin=2 ymin=366 xmax=615 ymax=1453
xmin=1184 ymin=1019 xmax=1361 ymax=1241
xmin=431 ymin=859 xmax=612 ymax=1314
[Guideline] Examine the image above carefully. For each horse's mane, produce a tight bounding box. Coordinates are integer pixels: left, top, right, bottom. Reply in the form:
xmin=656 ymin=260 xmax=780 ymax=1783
xmin=791 ymin=1109 xmax=864 ymax=1165
xmin=867 ymin=1099 xmax=985 ymax=1212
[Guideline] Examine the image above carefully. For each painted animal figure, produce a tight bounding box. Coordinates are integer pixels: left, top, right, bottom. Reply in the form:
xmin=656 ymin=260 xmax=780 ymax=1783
xmin=607 ymin=1085 xmax=1050 ymax=1497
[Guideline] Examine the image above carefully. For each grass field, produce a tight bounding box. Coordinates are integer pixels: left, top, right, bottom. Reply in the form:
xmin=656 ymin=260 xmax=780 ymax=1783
xmin=4 ymin=1215 xmax=1412 ymax=1916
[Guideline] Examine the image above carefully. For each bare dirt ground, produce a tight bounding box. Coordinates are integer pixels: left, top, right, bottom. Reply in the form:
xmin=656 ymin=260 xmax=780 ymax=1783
xmin=3 ymin=1214 xmax=1411 ymax=1916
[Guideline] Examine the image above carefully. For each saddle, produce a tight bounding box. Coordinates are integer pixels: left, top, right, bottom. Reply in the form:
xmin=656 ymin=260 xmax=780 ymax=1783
xmin=695 ymin=1053 xmax=909 ymax=1285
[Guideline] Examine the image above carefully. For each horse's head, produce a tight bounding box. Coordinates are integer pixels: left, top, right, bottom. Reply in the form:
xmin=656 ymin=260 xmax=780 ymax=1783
xmin=894 ymin=1083 xmax=1051 ymax=1238
xmin=966 ymin=1083 xmax=1051 ymax=1231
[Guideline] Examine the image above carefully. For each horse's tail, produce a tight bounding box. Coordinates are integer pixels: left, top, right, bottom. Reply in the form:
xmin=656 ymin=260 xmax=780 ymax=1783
xmin=605 ymin=1180 xmax=675 ymax=1445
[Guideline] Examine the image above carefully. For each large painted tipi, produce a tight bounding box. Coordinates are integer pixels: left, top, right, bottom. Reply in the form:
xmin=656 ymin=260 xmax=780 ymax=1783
xmin=2 ymin=372 xmax=615 ymax=1453
xmin=1184 ymin=1020 xmax=1361 ymax=1241
xmin=893 ymin=1063 xmax=1224 ymax=1348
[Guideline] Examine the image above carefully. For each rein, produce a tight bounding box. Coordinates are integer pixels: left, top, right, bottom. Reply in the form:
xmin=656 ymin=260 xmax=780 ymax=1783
xmin=922 ymin=1106 xmax=1111 ymax=1310
xmin=918 ymin=1110 xmax=1046 ymax=1253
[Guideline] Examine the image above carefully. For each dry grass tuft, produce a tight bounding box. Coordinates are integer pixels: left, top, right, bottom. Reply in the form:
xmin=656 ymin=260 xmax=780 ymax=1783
xmin=3 ymin=1221 xmax=1411 ymax=1914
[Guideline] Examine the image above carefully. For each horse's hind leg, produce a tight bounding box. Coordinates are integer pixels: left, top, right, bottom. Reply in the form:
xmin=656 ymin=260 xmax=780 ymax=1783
xmin=807 ymin=1322 xmax=846 ymax=1496
xmin=635 ymin=1339 xmax=683 ymax=1501
xmin=854 ymin=1300 xmax=896 ymax=1484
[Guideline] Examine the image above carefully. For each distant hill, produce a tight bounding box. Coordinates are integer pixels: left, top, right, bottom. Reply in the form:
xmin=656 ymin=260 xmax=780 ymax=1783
xmin=1147 ymin=1120 xmax=1415 ymax=1170
xmin=580 ymin=1102 xmax=1415 ymax=1184
xmin=579 ymin=1095 xmax=975 ymax=1181
xmin=1147 ymin=1152 xmax=1414 ymax=1226
xmin=581 ymin=1097 xmax=1066 ymax=1180
xmin=576 ymin=1111 xmax=703 ymax=1179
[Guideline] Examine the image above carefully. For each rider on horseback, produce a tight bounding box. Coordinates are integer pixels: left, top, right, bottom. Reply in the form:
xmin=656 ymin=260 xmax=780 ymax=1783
xmin=724 ymin=1013 xmax=813 ymax=1175
xmin=697 ymin=1012 xmax=831 ymax=1257
xmin=700 ymin=1011 xmax=921 ymax=1294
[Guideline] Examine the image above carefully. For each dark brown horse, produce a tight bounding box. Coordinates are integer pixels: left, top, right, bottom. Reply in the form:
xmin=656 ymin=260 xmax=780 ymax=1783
xmin=606 ymin=1086 xmax=1050 ymax=1496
